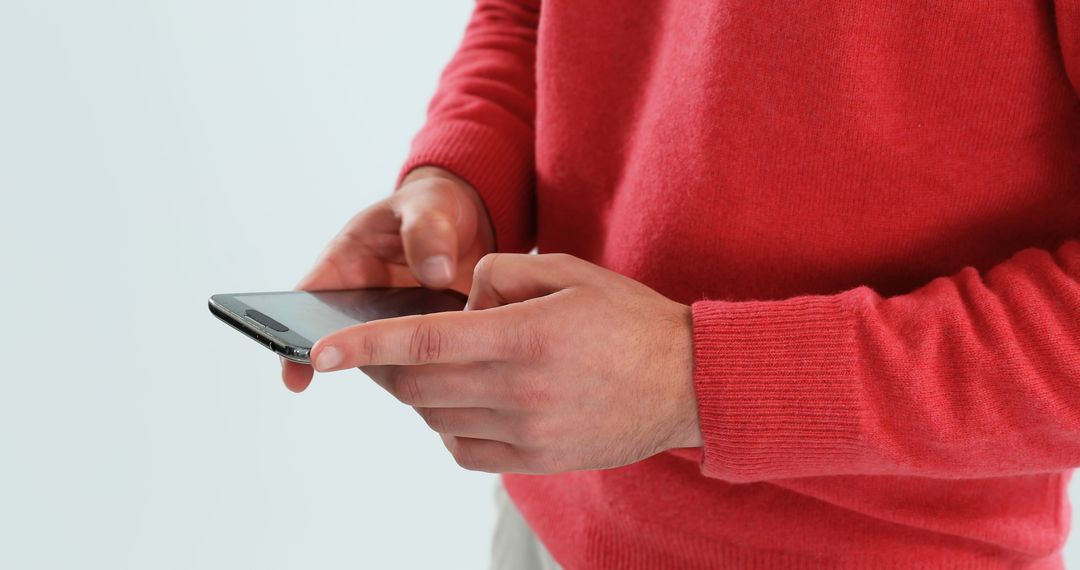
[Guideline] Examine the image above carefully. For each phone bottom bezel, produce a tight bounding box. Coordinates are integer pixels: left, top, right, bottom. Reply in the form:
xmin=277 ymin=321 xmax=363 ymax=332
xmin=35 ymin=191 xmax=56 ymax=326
xmin=208 ymin=298 xmax=313 ymax=364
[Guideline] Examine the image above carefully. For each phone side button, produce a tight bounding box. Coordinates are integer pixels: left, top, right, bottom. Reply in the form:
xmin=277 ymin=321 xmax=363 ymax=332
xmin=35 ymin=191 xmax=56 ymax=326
xmin=244 ymin=309 xmax=290 ymax=332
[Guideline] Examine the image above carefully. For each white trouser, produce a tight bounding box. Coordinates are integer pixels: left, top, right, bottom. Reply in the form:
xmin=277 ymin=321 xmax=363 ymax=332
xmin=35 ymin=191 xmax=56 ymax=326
xmin=490 ymin=482 xmax=563 ymax=570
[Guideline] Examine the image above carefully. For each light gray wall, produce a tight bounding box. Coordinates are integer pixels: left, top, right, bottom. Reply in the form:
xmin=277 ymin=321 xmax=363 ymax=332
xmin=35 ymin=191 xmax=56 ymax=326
xmin=1 ymin=1 xmax=1077 ymax=568
xmin=0 ymin=1 xmax=495 ymax=569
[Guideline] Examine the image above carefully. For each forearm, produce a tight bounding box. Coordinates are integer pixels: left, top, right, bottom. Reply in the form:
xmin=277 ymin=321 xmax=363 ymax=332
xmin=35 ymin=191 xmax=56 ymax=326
xmin=693 ymin=239 xmax=1080 ymax=482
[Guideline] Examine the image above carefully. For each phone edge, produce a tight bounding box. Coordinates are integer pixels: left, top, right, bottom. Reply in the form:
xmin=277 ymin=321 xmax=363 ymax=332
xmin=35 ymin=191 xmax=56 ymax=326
xmin=207 ymin=297 xmax=312 ymax=364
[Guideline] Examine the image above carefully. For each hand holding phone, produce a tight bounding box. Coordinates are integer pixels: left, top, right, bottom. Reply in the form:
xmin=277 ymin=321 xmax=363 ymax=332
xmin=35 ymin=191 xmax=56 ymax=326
xmin=281 ymin=167 xmax=493 ymax=391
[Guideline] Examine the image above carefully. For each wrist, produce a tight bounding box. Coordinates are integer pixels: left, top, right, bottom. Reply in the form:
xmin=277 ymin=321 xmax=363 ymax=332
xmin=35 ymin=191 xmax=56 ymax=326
xmin=666 ymin=302 xmax=703 ymax=450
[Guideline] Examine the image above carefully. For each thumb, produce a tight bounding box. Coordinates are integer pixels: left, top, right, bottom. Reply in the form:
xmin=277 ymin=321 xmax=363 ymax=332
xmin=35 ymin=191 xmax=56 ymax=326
xmin=466 ymin=253 xmax=591 ymax=311
xmin=393 ymin=177 xmax=479 ymax=288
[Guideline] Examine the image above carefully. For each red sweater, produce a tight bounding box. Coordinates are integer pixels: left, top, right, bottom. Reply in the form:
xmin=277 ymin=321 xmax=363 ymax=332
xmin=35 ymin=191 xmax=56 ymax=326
xmin=401 ymin=1 xmax=1080 ymax=568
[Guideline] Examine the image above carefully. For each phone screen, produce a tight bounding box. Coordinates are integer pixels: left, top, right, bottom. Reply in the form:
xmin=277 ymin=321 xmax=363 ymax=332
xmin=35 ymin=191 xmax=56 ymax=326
xmin=231 ymin=288 xmax=466 ymax=343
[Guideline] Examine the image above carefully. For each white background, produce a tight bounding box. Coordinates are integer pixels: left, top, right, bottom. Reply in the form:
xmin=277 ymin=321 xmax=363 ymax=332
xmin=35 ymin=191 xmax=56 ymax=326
xmin=0 ymin=1 xmax=496 ymax=568
xmin=1 ymin=1 xmax=1077 ymax=569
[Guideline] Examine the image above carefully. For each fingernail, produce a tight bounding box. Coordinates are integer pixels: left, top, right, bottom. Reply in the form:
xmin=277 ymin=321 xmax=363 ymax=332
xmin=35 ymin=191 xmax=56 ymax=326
xmin=315 ymin=346 xmax=343 ymax=371
xmin=419 ymin=255 xmax=453 ymax=285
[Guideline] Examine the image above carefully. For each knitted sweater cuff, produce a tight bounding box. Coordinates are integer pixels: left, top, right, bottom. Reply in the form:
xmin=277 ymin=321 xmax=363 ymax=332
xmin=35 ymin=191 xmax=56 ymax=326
xmin=691 ymin=293 xmax=864 ymax=482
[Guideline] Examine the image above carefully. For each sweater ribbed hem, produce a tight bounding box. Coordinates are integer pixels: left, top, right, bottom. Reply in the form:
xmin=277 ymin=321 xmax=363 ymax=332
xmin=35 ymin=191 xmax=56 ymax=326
xmin=398 ymin=120 xmax=534 ymax=253
xmin=504 ymin=474 xmax=1064 ymax=570
xmin=569 ymin=528 xmax=1063 ymax=570
xmin=691 ymin=293 xmax=864 ymax=482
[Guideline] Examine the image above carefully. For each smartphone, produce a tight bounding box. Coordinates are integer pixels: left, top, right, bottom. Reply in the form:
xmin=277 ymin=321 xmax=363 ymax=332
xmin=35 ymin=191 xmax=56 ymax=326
xmin=208 ymin=288 xmax=467 ymax=364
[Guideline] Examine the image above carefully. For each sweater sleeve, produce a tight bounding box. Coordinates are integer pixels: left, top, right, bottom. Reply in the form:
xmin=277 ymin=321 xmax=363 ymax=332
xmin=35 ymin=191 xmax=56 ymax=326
xmin=692 ymin=239 xmax=1080 ymax=483
xmin=398 ymin=0 xmax=539 ymax=253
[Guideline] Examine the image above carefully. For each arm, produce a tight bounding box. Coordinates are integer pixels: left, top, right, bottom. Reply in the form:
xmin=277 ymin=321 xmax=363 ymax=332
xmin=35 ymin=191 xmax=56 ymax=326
xmin=399 ymin=0 xmax=539 ymax=253
xmin=694 ymin=239 xmax=1080 ymax=482
xmin=301 ymin=243 xmax=1080 ymax=480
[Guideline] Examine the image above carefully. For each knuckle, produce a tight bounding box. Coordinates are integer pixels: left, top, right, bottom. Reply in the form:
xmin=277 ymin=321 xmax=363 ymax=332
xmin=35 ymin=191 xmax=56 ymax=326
xmin=473 ymin=253 xmax=500 ymax=283
xmin=515 ymin=416 xmax=552 ymax=446
xmin=409 ymin=321 xmax=446 ymax=363
xmin=509 ymin=381 xmax=550 ymax=411
xmin=392 ymin=369 xmax=424 ymax=405
xmin=402 ymin=209 xmax=452 ymax=234
xmin=420 ymin=409 xmax=449 ymax=433
xmin=356 ymin=332 xmax=380 ymax=364
xmin=548 ymin=252 xmax=581 ymax=268
xmin=451 ymin=444 xmax=481 ymax=471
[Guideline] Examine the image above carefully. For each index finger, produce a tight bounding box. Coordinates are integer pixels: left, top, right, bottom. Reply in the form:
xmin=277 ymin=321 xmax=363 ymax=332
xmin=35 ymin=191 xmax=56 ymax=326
xmin=310 ymin=308 xmax=521 ymax=370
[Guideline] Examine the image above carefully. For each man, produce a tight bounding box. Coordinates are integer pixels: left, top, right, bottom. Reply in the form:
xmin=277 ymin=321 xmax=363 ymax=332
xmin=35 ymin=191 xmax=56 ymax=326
xmin=281 ymin=1 xmax=1080 ymax=568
